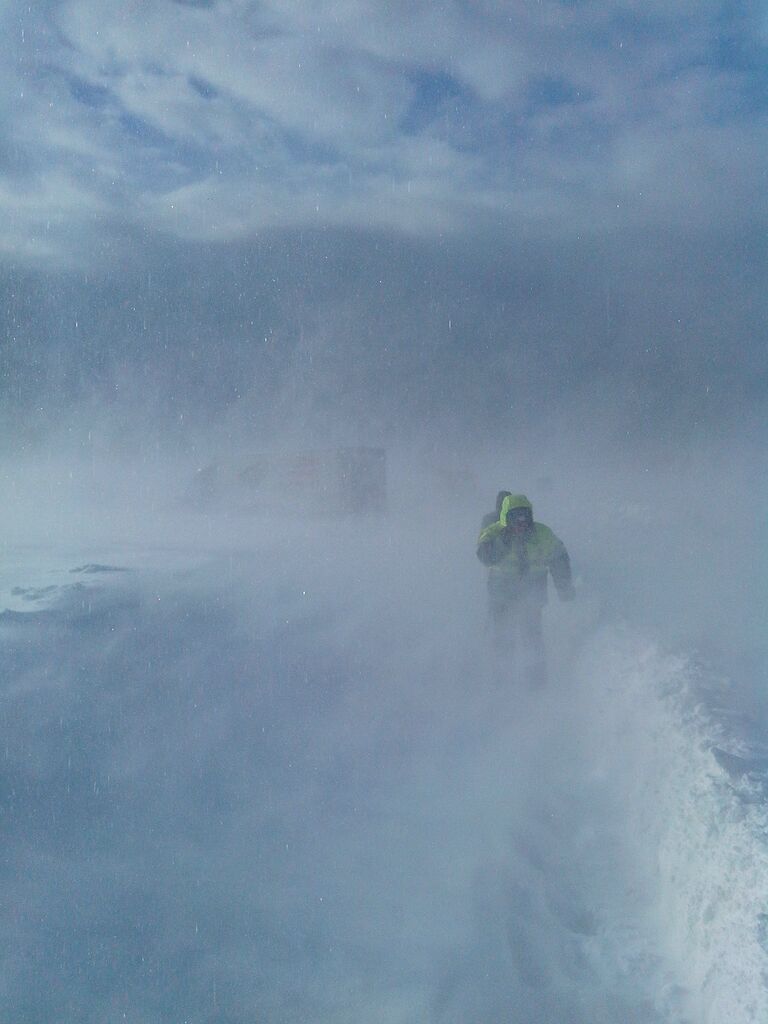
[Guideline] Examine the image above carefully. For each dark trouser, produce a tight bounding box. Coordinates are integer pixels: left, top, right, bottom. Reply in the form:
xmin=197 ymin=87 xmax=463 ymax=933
xmin=489 ymin=598 xmax=546 ymax=687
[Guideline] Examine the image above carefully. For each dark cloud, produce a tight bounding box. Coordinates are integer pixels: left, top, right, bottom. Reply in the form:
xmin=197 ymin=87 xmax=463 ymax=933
xmin=2 ymin=220 xmax=764 ymax=460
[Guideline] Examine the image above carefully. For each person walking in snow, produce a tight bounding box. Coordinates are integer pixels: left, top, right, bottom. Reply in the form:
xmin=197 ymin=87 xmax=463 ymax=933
xmin=476 ymin=494 xmax=574 ymax=684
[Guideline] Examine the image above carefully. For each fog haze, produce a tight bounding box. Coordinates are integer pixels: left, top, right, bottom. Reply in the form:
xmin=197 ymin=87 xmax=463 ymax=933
xmin=1 ymin=2 xmax=767 ymax=1022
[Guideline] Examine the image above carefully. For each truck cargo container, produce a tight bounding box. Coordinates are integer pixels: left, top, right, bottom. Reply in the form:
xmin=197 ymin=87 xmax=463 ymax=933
xmin=187 ymin=447 xmax=386 ymax=515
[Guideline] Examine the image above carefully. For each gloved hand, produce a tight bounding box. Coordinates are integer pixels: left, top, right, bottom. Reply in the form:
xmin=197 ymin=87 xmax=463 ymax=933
xmin=477 ymin=539 xmax=501 ymax=566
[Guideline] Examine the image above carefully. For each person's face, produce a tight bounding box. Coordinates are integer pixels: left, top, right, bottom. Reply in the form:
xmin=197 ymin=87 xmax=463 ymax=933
xmin=505 ymin=508 xmax=531 ymax=534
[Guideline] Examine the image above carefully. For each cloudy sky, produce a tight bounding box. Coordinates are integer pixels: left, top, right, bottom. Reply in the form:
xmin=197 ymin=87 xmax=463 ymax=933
xmin=2 ymin=0 xmax=766 ymax=449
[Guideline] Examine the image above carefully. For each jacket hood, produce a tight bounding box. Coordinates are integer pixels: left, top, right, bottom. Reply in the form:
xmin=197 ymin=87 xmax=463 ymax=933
xmin=495 ymin=490 xmax=512 ymax=515
xmin=500 ymin=494 xmax=533 ymax=525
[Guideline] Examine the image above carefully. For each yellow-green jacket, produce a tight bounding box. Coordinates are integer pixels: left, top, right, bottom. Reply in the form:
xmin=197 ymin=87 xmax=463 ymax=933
xmin=477 ymin=494 xmax=574 ymax=606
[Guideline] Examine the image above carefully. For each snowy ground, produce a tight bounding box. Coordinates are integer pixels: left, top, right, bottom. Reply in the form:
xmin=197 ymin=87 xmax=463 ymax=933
xmin=1 ymin=502 xmax=766 ymax=1023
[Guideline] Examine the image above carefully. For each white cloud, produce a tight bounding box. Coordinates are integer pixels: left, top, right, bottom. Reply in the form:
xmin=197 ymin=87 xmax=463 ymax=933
xmin=0 ymin=0 xmax=764 ymax=265
xmin=139 ymin=133 xmax=483 ymax=242
xmin=0 ymin=171 xmax=109 ymax=266
xmin=56 ymin=0 xmax=414 ymax=146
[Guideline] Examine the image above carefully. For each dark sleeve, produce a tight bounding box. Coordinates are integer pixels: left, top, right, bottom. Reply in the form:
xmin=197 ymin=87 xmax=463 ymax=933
xmin=549 ymin=541 xmax=575 ymax=600
xmin=477 ymin=526 xmax=503 ymax=566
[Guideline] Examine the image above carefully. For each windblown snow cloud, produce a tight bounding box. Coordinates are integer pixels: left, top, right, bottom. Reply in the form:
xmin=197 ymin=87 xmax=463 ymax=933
xmin=4 ymin=0 xmax=767 ymax=265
